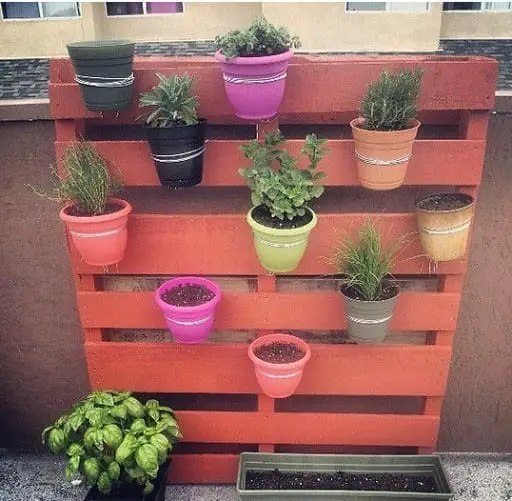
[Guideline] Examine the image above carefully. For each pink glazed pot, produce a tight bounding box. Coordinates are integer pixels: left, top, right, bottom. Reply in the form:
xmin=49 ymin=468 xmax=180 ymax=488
xmin=215 ymin=50 xmax=292 ymax=120
xmin=155 ymin=277 xmax=221 ymax=344
xmin=248 ymin=333 xmax=311 ymax=399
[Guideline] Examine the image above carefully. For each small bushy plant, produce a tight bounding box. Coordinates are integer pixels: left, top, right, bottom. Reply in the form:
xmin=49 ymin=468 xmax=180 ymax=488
xmin=42 ymin=391 xmax=181 ymax=496
xmin=138 ymin=73 xmax=199 ymax=128
xmin=360 ymin=69 xmax=424 ymax=131
xmin=34 ymin=142 xmax=121 ymax=216
xmin=215 ymin=16 xmax=301 ymax=60
xmin=332 ymin=222 xmax=404 ymax=301
xmin=239 ymin=130 xmax=328 ymax=221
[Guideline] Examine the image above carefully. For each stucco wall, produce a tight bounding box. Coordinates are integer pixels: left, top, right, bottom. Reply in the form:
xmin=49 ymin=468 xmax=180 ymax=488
xmin=263 ymin=2 xmax=443 ymax=52
xmin=441 ymin=12 xmax=512 ymax=39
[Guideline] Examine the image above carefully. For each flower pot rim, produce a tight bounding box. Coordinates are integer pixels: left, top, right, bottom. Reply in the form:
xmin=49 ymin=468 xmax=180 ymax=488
xmin=155 ymin=276 xmax=221 ymax=313
xmin=248 ymin=333 xmax=311 ymax=370
xmin=415 ymin=191 xmax=475 ymax=214
xmin=67 ymin=39 xmax=135 ymax=50
xmin=350 ymin=117 xmax=421 ymax=134
xmin=339 ymin=283 xmax=401 ymax=304
xmin=215 ymin=49 xmax=293 ymax=65
xmin=59 ymin=198 xmax=132 ymax=223
xmin=247 ymin=207 xmax=318 ymax=236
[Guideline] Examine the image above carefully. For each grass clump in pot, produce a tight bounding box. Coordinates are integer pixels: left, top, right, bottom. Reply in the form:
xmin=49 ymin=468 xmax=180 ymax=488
xmin=138 ymin=73 xmax=199 ymax=127
xmin=215 ymin=16 xmax=301 ymax=60
xmin=360 ymin=68 xmax=424 ymax=131
xmin=34 ymin=142 xmax=121 ymax=216
xmin=333 ymin=222 xmax=404 ymax=301
xmin=239 ymin=130 xmax=328 ymax=221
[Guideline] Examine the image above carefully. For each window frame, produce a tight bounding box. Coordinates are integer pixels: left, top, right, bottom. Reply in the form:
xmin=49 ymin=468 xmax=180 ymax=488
xmin=345 ymin=2 xmax=431 ymax=13
xmin=0 ymin=2 xmax=81 ymax=21
xmin=104 ymin=1 xmax=185 ymax=18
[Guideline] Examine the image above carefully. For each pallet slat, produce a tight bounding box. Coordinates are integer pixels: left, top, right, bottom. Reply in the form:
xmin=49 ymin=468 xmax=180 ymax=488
xmin=73 ymin=213 xmax=466 ymax=275
xmin=55 ymin=139 xmax=486 ymax=187
xmin=86 ymin=342 xmax=451 ymax=396
xmin=79 ymin=291 xmax=460 ymax=331
xmin=49 ymin=56 xmax=498 ymax=120
xmin=168 ymin=454 xmax=239 ymax=484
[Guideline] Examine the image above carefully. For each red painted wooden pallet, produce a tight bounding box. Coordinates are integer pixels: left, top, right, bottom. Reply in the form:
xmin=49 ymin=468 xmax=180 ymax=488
xmin=50 ymin=55 xmax=497 ymax=484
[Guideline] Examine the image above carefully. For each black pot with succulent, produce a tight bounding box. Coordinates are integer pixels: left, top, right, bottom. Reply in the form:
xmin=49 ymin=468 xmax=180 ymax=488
xmin=42 ymin=391 xmax=182 ymax=501
xmin=138 ymin=73 xmax=206 ymax=188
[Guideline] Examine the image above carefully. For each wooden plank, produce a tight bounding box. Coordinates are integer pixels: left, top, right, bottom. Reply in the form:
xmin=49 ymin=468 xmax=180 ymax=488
xmin=167 ymin=454 xmax=239 ymax=484
xmin=55 ymin=139 xmax=486 ymax=187
xmin=73 ymin=213 xmax=467 ymax=275
xmin=78 ymin=291 xmax=460 ymax=331
xmin=86 ymin=342 xmax=452 ymax=396
xmin=49 ymin=56 xmax=498 ymax=119
xmin=169 ymin=411 xmax=439 ymax=447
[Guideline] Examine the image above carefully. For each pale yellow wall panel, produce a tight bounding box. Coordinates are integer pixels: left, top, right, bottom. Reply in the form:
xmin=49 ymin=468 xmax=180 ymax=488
xmin=441 ymin=12 xmax=512 ymax=39
xmin=102 ymin=2 xmax=261 ymax=41
xmin=263 ymin=2 xmax=443 ymax=52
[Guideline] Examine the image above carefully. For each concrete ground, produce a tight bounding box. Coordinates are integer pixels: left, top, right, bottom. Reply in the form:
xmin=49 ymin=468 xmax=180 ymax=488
xmin=1 ymin=451 xmax=512 ymax=501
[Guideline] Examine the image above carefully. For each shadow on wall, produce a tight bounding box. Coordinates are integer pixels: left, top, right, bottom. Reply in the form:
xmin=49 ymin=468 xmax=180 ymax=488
xmin=0 ymin=121 xmax=88 ymax=450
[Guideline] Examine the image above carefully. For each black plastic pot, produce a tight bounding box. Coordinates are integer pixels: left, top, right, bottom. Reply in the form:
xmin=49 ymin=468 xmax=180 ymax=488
xmin=67 ymin=40 xmax=135 ymax=112
xmin=237 ymin=453 xmax=453 ymax=501
xmin=84 ymin=459 xmax=170 ymax=501
xmin=146 ymin=120 xmax=207 ymax=188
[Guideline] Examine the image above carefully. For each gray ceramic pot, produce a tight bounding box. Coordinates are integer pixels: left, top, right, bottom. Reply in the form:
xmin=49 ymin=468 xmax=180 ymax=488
xmin=67 ymin=40 xmax=135 ymax=112
xmin=341 ymin=284 xmax=400 ymax=344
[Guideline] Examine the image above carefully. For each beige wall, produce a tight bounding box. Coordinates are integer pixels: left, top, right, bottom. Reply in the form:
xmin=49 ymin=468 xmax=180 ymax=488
xmin=263 ymin=2 xmax=443 ymax=52
xmin=0 ymin=3 xmax=99 ymax=57
xmin=441 ymin=11 xmax=512 ymax=39
xmin=101 ymin=2 xmax=261 ymax=41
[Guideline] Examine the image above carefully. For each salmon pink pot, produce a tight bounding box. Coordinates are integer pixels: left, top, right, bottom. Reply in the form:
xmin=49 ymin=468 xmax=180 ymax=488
xmin=59 ymin=198 xmax=132 ymax=266
xmin=155 ymin=277 xmax=221 ymax=344
xmin=215 ymin=50 xmax=292 ymax=120
xmin=248 ymin=333 xmax=311 ymax=399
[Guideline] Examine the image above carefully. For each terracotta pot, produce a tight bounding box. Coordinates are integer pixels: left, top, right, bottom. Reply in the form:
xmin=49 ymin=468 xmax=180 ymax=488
xmin=350 ymin=118 xmax=421 ymax=190
xmin=248 ymin=333 xmax=311 ymax=399
xmin=59 ymin=198 xmax=132 ymax=266
xmin=416 ymin=192 xmax=475 ymax=262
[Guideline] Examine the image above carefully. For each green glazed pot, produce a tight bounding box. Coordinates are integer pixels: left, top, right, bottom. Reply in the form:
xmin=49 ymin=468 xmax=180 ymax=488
xmin=67 ymin=39 xmax=135 ymax=112
xmin=247 ymin=207 xmax=317 ymax=273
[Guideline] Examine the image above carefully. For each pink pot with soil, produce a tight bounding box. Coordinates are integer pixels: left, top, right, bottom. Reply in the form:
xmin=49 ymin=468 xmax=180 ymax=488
xmin=155 ymin=277 xmax=221 ymax=344
xmin=248 ymin=333 xmax=311 ymax=398
xmin=215 ymin=50 xmax=292 ymax=120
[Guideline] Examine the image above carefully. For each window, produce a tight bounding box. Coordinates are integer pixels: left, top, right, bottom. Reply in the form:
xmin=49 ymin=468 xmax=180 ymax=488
xmin=1 ymin=2 xmax=80 ymax=19
xmin=443 ymin=1 xmax=512 ymax=9
xmin=347 ymin=2 xmax=430 ymax=12
xmin=105 ymin=2 xmax=183 ymax=16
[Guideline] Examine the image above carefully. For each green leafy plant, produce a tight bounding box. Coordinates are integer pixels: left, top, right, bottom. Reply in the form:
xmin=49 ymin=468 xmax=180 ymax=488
xmin=215 ymin=16 xmax=301 ymax=60
xmin=360 ymin=68 xmax=424 ymax=131
xmin=42 ymin=391 xmax=181 ymax=497
xmin=239 ymin=130 xmax=328 ymax=221
xmin=32 ymin=142 xmax=121 ymax=216
xmin=138 ymin=73 xmax=199 ymax=128
xmin=332 ymin=222 xmax=405 ymax=301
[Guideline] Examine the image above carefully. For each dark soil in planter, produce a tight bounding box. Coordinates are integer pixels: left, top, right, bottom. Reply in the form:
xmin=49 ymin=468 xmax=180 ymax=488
xmin=66 ymin=201 xmax=125 ymax=218
xmin=252 ymin=205 xmax=313 ymax=230
xmin=254 ymin=342 xmax=305 ymax=364
xmin=161 ymin=283 xmax=215 ymax=307
xmin=340 ymin=282 xmax=399 ymax=301
xmin=416 ymin=193 xmax=473 ymax=211
xmin=245 ymin=469 xmax=438 ymax=492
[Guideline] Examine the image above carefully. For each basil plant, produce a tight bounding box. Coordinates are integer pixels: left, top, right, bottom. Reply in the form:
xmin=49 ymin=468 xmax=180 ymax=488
xmin=42 ymin=391 xmax=181 ymax=497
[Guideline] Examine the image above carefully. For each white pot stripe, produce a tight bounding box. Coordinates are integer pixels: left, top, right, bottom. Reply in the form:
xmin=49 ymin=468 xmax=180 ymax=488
xmin=420 ymin=218 xmax=472 ymax=235
xmin=70 ymin=227 xmax=124 ymax=238
xmin=223 ymin=71 xmax=287 ymax=85
xmin=152 ymin=145 xmax=205 ymax=164
xmin=347 ymin=314 xmax=393 ymax=325
xmin=355 ymin=150 xmax=412 ymax=166
xmin=74 ymin=73 xmax=134 ymax=88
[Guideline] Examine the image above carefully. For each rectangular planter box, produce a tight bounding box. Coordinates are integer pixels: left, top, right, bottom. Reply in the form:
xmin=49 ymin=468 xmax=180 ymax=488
xmin=236 ymin=453 xmax=453 ymax=501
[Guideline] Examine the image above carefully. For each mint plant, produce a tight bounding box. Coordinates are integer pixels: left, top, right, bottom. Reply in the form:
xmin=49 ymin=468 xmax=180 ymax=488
xmin=42 ymin=391 xmax=181 ymax=497
xmin=138 ymin=73 xmax=199 ymax=128
xmin=239 ymin=131 xmax=328 ymax=221
xmin=360 ymin=69 xmax=424 ymax=131
xmin=215 ymin=16 xmax=301 ymax=60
